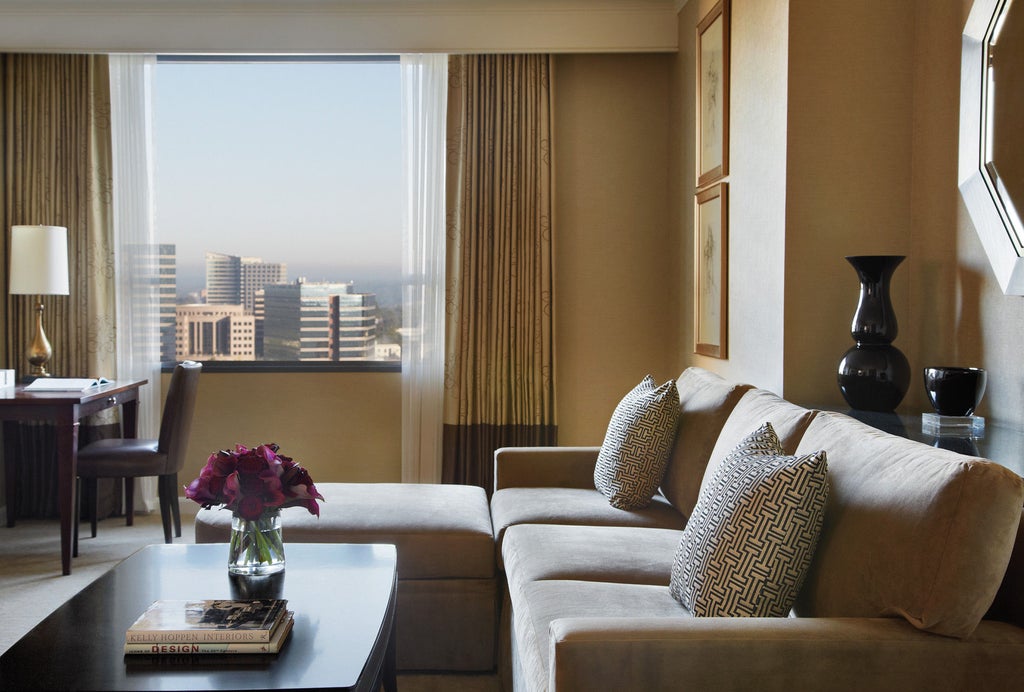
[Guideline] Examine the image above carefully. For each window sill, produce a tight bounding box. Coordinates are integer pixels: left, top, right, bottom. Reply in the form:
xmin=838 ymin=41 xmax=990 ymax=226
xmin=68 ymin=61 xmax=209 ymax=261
xmin=160 ymin=360 xmax=400 ymax=374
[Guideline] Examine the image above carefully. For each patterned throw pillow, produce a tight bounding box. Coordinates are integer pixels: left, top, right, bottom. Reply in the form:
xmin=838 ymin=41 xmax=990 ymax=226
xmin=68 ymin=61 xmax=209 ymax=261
xmin=594 ymin=375 xmax=681 ymax=510
xmin=669 ymin=422 xmax=829 ymax=617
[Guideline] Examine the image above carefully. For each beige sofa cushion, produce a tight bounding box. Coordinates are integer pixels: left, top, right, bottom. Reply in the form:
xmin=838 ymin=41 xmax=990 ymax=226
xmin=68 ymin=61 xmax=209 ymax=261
xmin=793 ymin=411 xmax=1024 ymax=639
xmin=490 ymin=487 xmax=686 ymax=565
xmin=195 ymin=482 xmax=495 ymax=580
xmin=660 ymin=367 xmax=751 ymax=518
xmin=502 ymin=524 xmax=682 ymax=596
xmin=700 ymin=387 xmax=818 ymax=497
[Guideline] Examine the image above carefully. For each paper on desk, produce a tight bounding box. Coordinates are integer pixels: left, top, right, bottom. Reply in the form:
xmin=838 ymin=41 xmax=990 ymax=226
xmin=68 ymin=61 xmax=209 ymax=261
xmin=24 ymin=377 xmax=111 ymax=391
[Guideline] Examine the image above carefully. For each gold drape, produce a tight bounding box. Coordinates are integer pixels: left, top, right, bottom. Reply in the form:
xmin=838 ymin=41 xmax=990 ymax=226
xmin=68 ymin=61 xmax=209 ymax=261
xmin=443 ymin=54 xmax=557 ymax=493
xmin=0 ymin=54 xmax=117 ymax=517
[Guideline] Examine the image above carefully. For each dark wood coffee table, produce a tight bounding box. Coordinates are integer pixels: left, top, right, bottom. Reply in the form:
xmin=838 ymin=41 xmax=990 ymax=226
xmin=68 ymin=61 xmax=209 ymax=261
xmin=0 ymin=543 xmax=397 ymax=691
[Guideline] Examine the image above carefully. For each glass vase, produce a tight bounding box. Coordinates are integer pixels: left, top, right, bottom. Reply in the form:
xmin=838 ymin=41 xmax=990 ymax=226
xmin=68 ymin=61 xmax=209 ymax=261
xmin=228 ymin=509 xmax=285 ymax=576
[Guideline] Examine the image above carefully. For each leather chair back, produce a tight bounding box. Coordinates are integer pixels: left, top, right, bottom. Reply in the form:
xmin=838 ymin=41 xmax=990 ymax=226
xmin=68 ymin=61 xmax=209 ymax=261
xmin=157 ymin=361 xmax=202 ymax=474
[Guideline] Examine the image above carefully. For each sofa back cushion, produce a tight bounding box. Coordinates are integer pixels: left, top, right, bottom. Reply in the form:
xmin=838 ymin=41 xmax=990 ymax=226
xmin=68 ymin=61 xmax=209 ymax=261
xmin=660 ymin=367 xmax=751 ymax=518
xmin=699 ymin=388 xmax=818 ymax=499
xmin=793 ymin=411 xmax=1024 ymax=639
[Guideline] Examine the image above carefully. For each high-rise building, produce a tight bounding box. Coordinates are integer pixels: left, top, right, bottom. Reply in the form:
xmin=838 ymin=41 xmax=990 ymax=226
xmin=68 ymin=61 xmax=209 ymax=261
xmin=205 ymin=252 xmax=287 ymax=310
xmin=253 ymin=288 xmax=266 ymax=359
xmin=263 ymin=280 xmax=377 ymax=361
xmin=241 ymin=257 xmax=287 ymax=312
xmin=176 ymin=304 xmax=255 ymax=360
xmin=158 ymin=244 xmax=177 ymax=362
xmin=205 ymin=252 xmax=241 ymax=305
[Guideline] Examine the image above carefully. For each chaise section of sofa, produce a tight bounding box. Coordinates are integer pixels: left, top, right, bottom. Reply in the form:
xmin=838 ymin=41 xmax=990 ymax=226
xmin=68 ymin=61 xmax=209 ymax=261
xmin=196 ymin=482 xmax=497 ymax=672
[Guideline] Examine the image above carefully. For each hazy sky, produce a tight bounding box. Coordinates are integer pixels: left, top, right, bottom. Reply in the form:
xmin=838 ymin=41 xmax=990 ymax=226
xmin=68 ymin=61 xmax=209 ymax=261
xmin=153 ymin=59 xmax=402 ymax=290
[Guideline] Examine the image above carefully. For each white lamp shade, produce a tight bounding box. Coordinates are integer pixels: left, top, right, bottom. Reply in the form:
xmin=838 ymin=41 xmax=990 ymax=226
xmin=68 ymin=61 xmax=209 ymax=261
xmin=9 ymin=225 xmax=70 ymax=296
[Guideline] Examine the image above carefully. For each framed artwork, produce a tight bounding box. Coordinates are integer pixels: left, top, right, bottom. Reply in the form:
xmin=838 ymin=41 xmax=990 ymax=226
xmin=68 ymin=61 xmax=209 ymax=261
xmin=695 ymin=183 xmax=728 ymax=358
xmin=697 ymin=0 xmax=730 ymax=188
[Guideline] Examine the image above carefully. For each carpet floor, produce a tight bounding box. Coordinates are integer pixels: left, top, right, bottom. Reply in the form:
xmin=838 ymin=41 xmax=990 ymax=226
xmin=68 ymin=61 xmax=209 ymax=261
xmin=0 ymin=503 xmax=499 ymax=691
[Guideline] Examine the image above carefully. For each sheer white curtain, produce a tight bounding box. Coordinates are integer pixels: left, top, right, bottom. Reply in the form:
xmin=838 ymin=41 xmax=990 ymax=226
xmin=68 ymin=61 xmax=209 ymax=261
xmin=401 ymin=54 xmax=448 ymax=484
xmin=109 ymin=54 xmax=162 ymax=511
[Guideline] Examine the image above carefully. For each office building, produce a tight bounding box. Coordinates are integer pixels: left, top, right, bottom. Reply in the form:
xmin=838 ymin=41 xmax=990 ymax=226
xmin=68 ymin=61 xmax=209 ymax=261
xmin=263 ymin=280 xmax=377 ymax=361
xmin=241 ymin=257 xmax=287 ymax=313
xmin=176 ymin=304 xmax=255 ymax=360
xmin=158 ymin=244 xmax=177 ymax=362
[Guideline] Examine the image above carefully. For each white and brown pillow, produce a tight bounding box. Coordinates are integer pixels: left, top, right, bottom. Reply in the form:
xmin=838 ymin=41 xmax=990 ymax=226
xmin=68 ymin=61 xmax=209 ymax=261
xmin=670 ymin=422 xmax=829 ymax=617
xmin=594 ymin=375 xmax=681 ymax=510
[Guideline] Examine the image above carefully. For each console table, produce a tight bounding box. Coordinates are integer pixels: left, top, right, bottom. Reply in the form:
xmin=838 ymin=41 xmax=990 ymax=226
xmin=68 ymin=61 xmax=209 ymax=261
xmin=0 ymin=379 xmax=147 ymax=575
xmin=824 ymin=407 xmax=1024 ymax=477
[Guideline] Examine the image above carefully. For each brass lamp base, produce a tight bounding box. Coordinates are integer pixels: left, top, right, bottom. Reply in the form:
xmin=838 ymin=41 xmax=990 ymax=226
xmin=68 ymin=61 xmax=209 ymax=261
xmin=27 ymin=299 xmax=53 ymax=378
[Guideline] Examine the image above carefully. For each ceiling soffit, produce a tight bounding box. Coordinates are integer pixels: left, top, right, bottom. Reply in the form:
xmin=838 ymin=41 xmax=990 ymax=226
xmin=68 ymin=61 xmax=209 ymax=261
xmin=0 ymin=0 xmax=681 ymax=54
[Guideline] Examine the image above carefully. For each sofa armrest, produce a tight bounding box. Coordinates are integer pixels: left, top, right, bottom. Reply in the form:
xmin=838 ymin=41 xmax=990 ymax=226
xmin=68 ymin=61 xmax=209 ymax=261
xmin=493 ymin=446 xmax=600 ymax=492
xmin=548 ymin=617 xmax=1024 ymax=691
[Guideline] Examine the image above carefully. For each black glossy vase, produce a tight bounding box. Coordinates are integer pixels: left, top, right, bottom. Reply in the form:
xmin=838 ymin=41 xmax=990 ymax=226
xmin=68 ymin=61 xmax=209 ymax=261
xmin=837 ymin=255 xmax=911 ymax=412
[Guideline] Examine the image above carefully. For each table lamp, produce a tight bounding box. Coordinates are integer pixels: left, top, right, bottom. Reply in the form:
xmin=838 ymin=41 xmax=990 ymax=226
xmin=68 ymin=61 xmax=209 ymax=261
xmin=9 ymin=225 xmax=70 ymax=378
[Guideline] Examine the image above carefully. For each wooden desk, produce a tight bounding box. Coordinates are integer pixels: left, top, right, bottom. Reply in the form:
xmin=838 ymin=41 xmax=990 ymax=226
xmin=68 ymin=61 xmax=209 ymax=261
xmin=0 ymin=379 xmax=147 ymax=575
xmin=0 ymin=543 xmax=399 ymax=691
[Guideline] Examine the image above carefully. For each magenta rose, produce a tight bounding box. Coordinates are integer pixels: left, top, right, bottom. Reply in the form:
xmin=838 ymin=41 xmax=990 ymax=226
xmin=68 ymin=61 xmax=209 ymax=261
xmin=186 ymin=443 xmax=323 ymax=519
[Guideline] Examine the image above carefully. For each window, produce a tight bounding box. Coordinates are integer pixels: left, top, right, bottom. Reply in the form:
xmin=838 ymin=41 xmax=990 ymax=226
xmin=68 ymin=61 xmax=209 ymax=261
xmin=153 ymin=56 xmax=402 ymax=370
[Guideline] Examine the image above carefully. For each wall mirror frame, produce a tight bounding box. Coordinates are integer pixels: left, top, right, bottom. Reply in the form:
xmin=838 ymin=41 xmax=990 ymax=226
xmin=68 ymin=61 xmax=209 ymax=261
xmin=960 ymin=0 xmax=1024 ymax=294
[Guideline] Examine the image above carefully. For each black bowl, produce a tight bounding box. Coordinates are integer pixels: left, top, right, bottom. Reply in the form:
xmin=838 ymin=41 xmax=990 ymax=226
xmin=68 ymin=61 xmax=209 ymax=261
xmin=923 ymin=367 xmax=987 ymax=417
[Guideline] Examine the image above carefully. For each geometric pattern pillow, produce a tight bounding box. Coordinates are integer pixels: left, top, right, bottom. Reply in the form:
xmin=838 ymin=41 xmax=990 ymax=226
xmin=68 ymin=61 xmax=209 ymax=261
xmin=594 ymin=375 xmax=681 ymax=510
xmin=669 ymin=422 xmax=829 ymax=617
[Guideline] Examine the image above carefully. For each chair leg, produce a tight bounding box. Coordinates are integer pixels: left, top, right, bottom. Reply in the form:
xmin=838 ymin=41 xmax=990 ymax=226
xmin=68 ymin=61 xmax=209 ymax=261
xmin=87 ymin=478 xmax=98 ymax=538
xmin=124 ymin=477 xmax=135 ymax=526
xmin=170 ymin=473 xmax=182 ymax=538
xmin=157 ymin=475 xmax=173 ymax=544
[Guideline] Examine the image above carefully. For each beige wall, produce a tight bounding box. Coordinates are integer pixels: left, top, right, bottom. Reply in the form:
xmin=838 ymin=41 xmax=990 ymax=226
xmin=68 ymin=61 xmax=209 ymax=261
xmin=782 ymin=0 xmax=1024 ymax=423
xmin=783 ymin=0 xmax=918 ymax=409
xmin=672 ymin=0 xmax=1024 ymax=431
xmin=553 ymin=52 xmax=676 ymax=445
xmin=165 ymin=371 xmax=402 ymax=492
xmin=676 ymin=0 xmax=790 ymax=393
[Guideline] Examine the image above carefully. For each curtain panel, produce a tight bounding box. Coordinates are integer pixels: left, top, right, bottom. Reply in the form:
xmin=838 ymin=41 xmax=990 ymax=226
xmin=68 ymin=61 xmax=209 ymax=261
xmin=109 ymin=54 xmax=161 ymax=510
xmin=1 ymin=54 xmax=118 ymax=517
xmin=443 ymin=54 xmax=557 ymax=494
xmin=400 ymin=54 xmax=448 ymax=484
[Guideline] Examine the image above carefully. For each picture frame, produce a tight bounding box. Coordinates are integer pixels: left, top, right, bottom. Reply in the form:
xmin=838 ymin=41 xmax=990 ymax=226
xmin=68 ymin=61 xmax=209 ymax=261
xmin=697 ymin=0 xmax=730 ymax=189
xmin=694 ymin=183 xmax=728 ymax=358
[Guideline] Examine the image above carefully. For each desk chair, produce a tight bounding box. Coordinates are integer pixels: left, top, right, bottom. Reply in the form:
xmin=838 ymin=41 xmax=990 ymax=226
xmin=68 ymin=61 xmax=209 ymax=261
xmin=75 ymin=361 xmax=202 ymax=549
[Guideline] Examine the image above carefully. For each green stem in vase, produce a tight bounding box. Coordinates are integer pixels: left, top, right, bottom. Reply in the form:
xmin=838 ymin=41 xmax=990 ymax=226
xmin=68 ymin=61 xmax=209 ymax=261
xmin=229 ymin=510 xmax=284 ymax=572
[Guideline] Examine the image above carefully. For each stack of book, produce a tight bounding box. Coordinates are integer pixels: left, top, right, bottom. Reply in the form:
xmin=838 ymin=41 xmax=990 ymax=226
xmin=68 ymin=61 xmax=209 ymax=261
xmin=124 ymin=599 xmax=293 ymax=655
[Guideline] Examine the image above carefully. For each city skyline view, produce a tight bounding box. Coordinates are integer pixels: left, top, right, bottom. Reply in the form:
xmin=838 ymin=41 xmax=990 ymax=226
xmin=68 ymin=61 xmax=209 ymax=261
xmin=153 ymin=58 xmax=403 ymax=301
xmin=161 ymin=247 xmax=401 ymax=363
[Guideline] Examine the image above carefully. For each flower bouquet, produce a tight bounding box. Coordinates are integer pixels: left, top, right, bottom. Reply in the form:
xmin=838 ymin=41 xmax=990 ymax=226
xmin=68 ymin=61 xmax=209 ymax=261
xmin=185 ymin=443 xmax=324 ymax=575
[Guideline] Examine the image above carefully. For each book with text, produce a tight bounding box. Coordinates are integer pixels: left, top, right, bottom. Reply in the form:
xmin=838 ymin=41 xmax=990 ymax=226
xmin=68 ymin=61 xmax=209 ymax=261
xmin=125 ymin=599 xmax=288 ymax=644
xmin=125 ymin=612 xmax=294 ymax=654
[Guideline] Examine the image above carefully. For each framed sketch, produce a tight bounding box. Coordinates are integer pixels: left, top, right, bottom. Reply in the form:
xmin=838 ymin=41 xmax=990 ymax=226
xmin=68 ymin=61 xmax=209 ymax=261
xmin=697 ymin=0 xmax=730 ymax=188
xmin=695 ymin=183 xmax=728 ymax=358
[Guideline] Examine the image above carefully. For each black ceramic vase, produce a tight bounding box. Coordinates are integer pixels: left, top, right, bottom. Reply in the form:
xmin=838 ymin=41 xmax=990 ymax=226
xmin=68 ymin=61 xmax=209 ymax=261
xmin=837 ymin=255 xmax=911 ymax=412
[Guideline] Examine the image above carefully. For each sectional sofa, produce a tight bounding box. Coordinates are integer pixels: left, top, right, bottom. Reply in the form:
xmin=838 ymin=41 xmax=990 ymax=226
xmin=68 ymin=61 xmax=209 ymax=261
xmin=195 ymin=366 xmax=1024 ymax=690
xmin=491 ymin=367 xmax=1024 ymax=691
